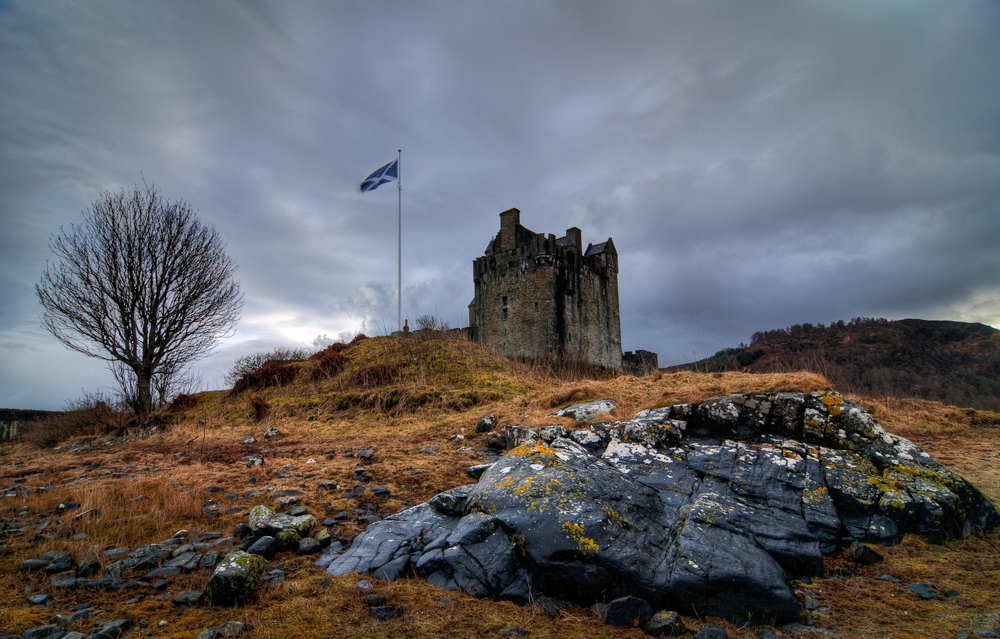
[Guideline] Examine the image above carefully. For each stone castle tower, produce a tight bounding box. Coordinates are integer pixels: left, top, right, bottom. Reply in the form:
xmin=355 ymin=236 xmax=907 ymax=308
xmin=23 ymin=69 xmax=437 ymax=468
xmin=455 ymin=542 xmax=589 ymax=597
xmin=468 ymin=208 xmax=623 ymax=369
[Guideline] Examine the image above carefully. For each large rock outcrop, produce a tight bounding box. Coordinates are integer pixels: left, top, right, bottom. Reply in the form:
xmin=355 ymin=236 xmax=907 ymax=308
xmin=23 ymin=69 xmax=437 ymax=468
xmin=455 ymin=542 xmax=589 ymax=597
xmin=327 ymin=391 xmax=999 ymax=624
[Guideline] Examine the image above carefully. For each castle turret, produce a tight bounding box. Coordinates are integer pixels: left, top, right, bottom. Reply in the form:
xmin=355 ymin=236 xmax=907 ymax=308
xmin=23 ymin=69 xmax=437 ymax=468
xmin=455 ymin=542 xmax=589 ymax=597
xmin=469 ymin=209 xmax=622 ymax=369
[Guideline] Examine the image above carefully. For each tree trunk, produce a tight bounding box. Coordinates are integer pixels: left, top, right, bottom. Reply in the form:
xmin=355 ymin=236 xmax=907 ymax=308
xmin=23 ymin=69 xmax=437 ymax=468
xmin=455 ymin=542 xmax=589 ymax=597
xmin=136 ymin=372 xmax=153 ymax=423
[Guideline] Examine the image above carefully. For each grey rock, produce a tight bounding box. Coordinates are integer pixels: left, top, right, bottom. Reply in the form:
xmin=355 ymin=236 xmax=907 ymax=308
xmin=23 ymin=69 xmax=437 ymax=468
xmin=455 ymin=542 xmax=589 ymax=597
xmin=246 ymin=536 xmax=278 ymax=559
xmin=297 ymin=537 xmax=323 ymax=555
xmin=369 ymin=605 xmax=404 ymax=622
xmin=694 ymin=626 xmax=728 ymax=639
xmin=501 ymin=628 xmax=528 ymax=637
xmin=247 ymin=504 xmax=315 ymax=537
xmin=19 ymin=558 xmax=49 ymax=572
xmin=27 ymin=593 xmax=52 ymax=605
xmin=204 ymin=550 xmax=266 ymax=606
xmin=239 ymin=435 xmax=257 ymax=445
xmin=327 ymin=392 xmax=1000 ymax=625
xmin=19 ymin=625 xmax=66 ymax=639
xmin=605 ymin=596 xmax=653 ymax=627
xmin=467 ymin=463 xmax=494 ymax=479
xmin=172 ymin=590 xmax=203 ymax=607
xmin=76 ymin=560 xmax=100 ymax=578
xmin=476 ymin=415 xmax=498 ymax=433
xmin=906 ymin=582 xmax=939 ymax=600
xmin=643 ymin=610 xmax=686 ymax=637
xmin=262 ymin=568 xmax=285 ymax=585
xmin=362 ymin=593 xmax=388 ymax=607
xmin=552 ymin=399 xmax=617 ymax=421
xmin=263 ymin=427 xmax=284 ymax=439
xmin=43 ymin=550 xmax=73 ymax=574
xmin=850 ymin=544 xmax=884 ymax=565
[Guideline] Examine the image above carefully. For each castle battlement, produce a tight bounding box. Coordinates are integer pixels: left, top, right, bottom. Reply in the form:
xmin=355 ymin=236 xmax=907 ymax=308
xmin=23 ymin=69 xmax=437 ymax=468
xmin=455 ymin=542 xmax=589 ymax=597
xmin=469 ymin=208 xmax=622 ymax=369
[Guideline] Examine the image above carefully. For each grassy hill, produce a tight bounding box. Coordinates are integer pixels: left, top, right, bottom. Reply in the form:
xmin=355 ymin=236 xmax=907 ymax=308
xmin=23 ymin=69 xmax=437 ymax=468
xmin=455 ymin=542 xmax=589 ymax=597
xmin=1 ymin=335 xmax=998 ymax=639
xmin=668 ymin=318 xmax=1000 ymax=412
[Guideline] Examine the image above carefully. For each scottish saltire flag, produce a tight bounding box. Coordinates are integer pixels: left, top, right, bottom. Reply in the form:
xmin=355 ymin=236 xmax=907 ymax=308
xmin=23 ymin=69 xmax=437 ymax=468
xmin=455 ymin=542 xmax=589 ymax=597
xmin=360 ymin=158 xmax=399 ymax=192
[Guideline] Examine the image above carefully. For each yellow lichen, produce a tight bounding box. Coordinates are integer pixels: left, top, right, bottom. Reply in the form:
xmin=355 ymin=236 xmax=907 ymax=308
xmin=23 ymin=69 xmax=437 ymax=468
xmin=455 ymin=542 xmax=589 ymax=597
xmin=562 ymin=521 xmax=600 ymax=553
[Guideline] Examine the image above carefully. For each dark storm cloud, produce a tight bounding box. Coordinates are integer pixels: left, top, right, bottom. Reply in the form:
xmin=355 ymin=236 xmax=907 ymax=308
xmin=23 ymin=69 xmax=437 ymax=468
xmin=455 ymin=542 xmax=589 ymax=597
xmin=2 ymin=1 xmax=999 ymax=408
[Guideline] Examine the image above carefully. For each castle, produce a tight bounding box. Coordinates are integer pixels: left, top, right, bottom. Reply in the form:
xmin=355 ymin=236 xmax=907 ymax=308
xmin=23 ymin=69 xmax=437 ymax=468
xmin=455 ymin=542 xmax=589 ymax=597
xmin=467 ymin=208 xmax=628 ymax=370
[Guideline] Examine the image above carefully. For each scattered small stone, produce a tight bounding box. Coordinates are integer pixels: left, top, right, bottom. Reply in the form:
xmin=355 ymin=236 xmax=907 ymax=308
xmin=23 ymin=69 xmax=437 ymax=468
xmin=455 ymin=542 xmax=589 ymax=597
xmin=476 ymin=414 xmax=498 ymax=433
xmin=357 ymin=448 xmax=375 ymax=461
xmin=247 ymin=536 xmax=278 ymax=559
xmin=849 ymin=543 xmax=884 ymax=565
xmin=372 ymin=487 xmax=391 ymax=500
xmin=76 ymin=559 xmax=100 ymax=578
xmin=19 ymin=625 xmax=66 ymax=639
xmin=19 ymin=558 xmax=49 ymax=572
xmin=204 ymin=486 xmax=223 ymax=494
xmin=262 ymin=568 xmax=285 ymax=585
xmin=263 ymin=427 xmax=284 ymax=439
xmin=694 ymin=625 xmax=729 ymax=639
xmin=501 ymin=628 xmax=528 ymax=637
xmin=240 ymin=435 xmax=257 ymax=445
xmin=27 ymin=593 xmax=52 ymax=605
xmin=419 ymin=445 xmax=440 ymax=454
xmin=878 ymin=574 xmax=901 ymax=583
xmin=318 ymin=481 xmax=339 ymax=491
xmin=643 ymin=610 xmax=686 ymax=637
xmin=906 ymin=582 xmax=939 ymax=600
xmin=243 ymin=454 xmax=264 ymax=467
xmin=369 ymin=605 xmax=404 ymax=622
xmin=297 ymin=537 xmax=322 ymax=555
xmin=362 ymin=593 xmax=388 ymax=607
xmin=356 ymin=579 xmax=374 ymax=592
xmin=604 ymin=595 xmax=653 ymax=627
xmin=289 ymin=505 xmax=308 ymax=516
xmin=172 ymin=590 xmax=203 ymax=607
xmin=434 ymin=596 xmax=454 ymax=605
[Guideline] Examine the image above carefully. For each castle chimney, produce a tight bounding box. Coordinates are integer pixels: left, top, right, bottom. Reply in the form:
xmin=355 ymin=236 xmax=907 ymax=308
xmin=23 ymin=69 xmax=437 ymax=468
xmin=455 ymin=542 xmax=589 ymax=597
xmin=500 ymin=208 xmax=520 ymax=251
xmin=566 ymin=227 xmax=582 ymax=252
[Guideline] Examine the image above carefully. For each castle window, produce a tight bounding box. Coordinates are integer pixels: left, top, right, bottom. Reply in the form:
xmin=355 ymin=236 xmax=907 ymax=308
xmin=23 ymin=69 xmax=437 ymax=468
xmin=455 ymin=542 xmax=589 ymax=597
xmin=502 ymin=296 xmax=509 ymax=320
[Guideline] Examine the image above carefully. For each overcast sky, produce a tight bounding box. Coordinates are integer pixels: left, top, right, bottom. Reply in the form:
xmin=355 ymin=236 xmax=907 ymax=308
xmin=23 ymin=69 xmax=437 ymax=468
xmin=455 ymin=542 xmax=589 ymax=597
xmin=2 ymin=1 xmax=999 ymax=410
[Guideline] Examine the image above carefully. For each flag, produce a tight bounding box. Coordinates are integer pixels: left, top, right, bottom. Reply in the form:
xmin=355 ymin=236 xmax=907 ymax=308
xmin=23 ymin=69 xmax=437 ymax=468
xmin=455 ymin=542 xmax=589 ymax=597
xmin=360 ymin=158 xmax=399 ymax=193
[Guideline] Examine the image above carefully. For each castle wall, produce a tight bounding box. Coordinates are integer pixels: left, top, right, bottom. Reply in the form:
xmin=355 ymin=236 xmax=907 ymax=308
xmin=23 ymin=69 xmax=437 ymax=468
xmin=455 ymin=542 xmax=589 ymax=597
xmin=470 ymin=209 xmax=622 ymax=369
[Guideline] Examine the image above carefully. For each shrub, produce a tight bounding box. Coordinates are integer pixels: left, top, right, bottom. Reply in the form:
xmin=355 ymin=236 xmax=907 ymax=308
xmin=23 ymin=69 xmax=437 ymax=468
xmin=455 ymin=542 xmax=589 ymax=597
xmin=309 ymin=349 xmax=347 ymax=381
xmin=169 ymin=393 xmax=199 ymax=412
xmin=248 ymin=396 xmax=271 ymax=422
xmin=348 ymin=363 xmax=401 ymax=388
xmin=230 ymin=361 xmax=298 ymax=395
xmin=20 ymin=392 xmax=130 ymax=448
xmin=308 ymin=342 xmax=349 ymax=360
xmin=225 ymin=347 xmax=310 ymax=386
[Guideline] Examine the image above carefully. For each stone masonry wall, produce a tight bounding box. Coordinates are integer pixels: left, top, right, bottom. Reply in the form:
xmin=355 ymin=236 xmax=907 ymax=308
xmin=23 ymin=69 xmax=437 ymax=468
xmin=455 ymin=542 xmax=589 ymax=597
xmin=470 ymin=209 xmax=622 ymax=369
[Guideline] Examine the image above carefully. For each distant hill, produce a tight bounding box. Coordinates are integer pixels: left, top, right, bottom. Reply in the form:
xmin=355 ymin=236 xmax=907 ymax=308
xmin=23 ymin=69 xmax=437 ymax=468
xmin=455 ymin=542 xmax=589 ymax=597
xmin=667 ymin=318 xmax=1000 ymax=411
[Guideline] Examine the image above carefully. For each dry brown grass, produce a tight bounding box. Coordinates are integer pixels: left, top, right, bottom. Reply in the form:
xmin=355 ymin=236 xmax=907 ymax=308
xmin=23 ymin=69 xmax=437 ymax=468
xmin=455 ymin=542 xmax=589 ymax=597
xmin=2 ymin=342 xmax=998 ymax=639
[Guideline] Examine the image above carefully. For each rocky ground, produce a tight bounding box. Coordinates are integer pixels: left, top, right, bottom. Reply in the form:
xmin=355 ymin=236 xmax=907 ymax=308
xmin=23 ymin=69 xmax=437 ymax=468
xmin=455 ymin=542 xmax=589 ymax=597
xmin=2 ymin=351 xmax=999 ymax=639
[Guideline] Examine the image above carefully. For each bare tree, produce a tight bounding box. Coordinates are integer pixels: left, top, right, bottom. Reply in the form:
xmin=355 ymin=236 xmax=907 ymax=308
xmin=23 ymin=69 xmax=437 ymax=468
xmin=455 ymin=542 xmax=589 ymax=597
xmin=37 ymin=183 xmax=243 ymax=421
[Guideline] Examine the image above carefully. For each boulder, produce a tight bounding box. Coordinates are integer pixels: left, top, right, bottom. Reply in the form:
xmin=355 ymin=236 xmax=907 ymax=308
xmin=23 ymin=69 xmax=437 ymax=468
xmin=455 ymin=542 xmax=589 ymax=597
xmin=328 ymin=391 xmax=999 ymax=624
xmin=552 ymin=399 xmax=617 ymax=421
xmin=247 ymin=505 xmax=315 ymax=538
xmin=204 ymin=550 xmax=266 ymax=606
xmin=643 ymin=610 xmax=686 ymax=637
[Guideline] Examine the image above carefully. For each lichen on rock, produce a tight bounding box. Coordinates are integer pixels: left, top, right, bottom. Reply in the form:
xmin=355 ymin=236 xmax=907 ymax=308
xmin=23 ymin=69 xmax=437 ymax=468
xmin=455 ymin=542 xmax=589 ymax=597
xmin=327 ymin=390 xmax=999 ymax=625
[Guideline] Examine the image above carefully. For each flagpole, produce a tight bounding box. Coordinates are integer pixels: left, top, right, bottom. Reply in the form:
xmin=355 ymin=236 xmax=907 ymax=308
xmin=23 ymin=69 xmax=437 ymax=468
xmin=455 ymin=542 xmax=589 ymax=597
xmin=397 ymin=149 xmax=402 ymax=333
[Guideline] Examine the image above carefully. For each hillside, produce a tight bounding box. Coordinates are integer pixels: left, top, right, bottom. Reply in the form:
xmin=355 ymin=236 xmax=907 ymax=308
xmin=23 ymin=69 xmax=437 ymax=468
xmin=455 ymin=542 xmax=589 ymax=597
xmin=1 ymin=335 xmax=998 ymax=639
xmin=668 ymin=318 xmax=1000 ymax=412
